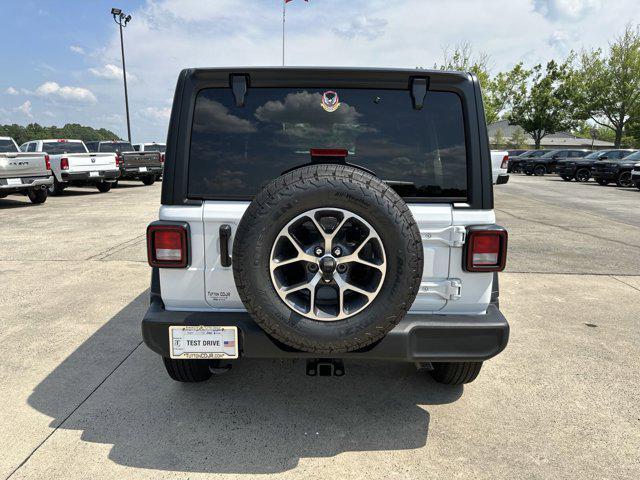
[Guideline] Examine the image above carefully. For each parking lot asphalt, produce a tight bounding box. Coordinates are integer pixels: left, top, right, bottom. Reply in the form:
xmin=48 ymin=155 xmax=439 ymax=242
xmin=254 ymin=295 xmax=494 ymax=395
xmin=1 ymin=175 xmax=639 ymax=480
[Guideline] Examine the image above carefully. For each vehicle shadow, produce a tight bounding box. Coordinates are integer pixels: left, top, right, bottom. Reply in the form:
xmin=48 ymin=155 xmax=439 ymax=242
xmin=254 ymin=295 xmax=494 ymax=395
xmin=53 ymin=189 xmax=105 ymax=196
xmin=28 ymin=292 xmax=461 ymax=474
xmin=0 ymin=198 xmax=38 ymax=209
xmin=113 ymin=182 xmax=148 ymax=189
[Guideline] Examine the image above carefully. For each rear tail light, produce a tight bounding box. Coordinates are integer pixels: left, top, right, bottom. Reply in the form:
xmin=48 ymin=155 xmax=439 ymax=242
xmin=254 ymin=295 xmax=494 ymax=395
xmin=60 ymin=158 xmax=69 ymax=170
xmin=147 ymin=223 xmax=189 ymax=268
xmin=160 ymin=153 xmax=165 ymax=163
xmin=464 ymin=226 xmax=508 ymax=272
xmin=310 ymin=148 xmax=349 ymax=158
xmin=115 ymin=154 xmax=123 ymax=167
xmin=44 ymin=154 xmax=51 ymax=171
xmin=501 ymin=155 xmax=509 ymax=169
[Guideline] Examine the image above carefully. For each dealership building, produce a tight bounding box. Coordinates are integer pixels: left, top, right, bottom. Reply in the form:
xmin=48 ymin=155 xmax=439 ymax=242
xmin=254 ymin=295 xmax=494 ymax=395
xmin=488 ymin=120 xmax=615 ymax=150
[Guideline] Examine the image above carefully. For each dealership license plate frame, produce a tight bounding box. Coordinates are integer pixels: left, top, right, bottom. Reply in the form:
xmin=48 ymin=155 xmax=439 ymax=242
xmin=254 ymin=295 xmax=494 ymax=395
xmin=169 ymin=325 xmax=238 ymax=360
xmin=6 ymin=178 xmax=22 ymax=186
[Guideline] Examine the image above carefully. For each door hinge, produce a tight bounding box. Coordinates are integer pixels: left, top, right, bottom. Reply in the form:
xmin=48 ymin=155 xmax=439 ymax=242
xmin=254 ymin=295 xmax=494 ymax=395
xmin=418 ymin=279 xmax=462 ymax=300
xmin=420 ymin=226 xmax=466 ymax=247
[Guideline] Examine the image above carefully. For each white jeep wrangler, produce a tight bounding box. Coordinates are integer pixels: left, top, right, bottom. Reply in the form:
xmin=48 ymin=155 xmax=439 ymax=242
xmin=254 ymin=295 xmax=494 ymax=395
xmin=143 ymin=67 xmax=509 ymax=386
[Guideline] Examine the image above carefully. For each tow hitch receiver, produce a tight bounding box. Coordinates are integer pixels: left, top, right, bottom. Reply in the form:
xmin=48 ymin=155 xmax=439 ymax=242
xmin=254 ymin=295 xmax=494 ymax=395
xmin=306 ymin=358 xmax=345 ymax=377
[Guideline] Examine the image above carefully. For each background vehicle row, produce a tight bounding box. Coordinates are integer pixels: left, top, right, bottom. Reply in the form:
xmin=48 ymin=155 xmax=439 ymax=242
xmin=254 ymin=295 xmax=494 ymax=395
xmin=556 ymin=149 xmax=635 ymax=183
xmin=86 ymin=141 xmax=163 ymax=185
xmin=20 ymin=139 xmax=118 ymax=195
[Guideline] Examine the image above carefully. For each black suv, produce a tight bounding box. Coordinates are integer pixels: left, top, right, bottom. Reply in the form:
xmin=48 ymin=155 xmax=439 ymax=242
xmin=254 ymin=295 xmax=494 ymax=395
xmin=591 ymin=150 xmax=640 ymax=187
xmin=522 ymin=149 xmax=590 ymax=176
xmin=556 ymin=149 xmax=636 ymax=182
xmin=508 ymin=150 xmax=546 ymax=173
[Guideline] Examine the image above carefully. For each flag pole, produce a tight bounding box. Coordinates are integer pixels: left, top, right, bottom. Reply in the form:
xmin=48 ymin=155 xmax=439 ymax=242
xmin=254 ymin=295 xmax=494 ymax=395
xmin=282 ymin=0 xmax=286 ymax=66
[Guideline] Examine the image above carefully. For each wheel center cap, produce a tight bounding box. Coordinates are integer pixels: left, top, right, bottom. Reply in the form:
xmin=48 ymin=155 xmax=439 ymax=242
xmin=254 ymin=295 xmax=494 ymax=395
xmin=319 ymin=256 xmax=337 ymax=276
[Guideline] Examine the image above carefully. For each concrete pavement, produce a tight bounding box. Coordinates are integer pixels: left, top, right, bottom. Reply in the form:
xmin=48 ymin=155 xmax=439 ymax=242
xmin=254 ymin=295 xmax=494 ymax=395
xmin=1 ymin=176 xmax=639 ymax=479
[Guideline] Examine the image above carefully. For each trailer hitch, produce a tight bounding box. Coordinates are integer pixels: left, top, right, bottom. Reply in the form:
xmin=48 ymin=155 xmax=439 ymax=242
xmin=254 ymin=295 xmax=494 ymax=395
xmin=306 ymin=358 xmax=345 ymax=377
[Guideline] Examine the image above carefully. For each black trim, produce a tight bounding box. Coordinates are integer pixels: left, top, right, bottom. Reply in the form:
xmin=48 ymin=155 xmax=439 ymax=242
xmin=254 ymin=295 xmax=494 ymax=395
xmin=219 ymin=224 xmax=232 ymax=267
xmin=160 ymin=67 xmax=490 ymax=209
xmin=60 ymin=171 xmax=119 ymax=181
xmin=496 ymin=174 xmax=509 ymax=185
xmin=142 ymin=296 xmax=509 ymax=362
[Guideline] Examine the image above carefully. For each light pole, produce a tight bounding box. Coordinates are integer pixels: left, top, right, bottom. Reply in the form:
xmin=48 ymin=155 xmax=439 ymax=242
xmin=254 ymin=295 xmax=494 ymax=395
xmin=111 ymin=8 xmax=132 ymax=143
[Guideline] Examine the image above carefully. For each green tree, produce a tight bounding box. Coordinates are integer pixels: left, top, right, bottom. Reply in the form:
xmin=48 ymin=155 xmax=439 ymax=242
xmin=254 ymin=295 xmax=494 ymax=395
xmin=0 ymin=123 xmax=120 ymax=145
xmin=507 ymin=127 xmax=528 ymax=149
xmin=435 ymin=41 xmax=491 ymax=87
xmin=434 ymin=44 xmax=529 ymax=124
xmin=483 ymin=63 xmax=530 ymax=125
xmin=492 ymin=128 xmax=506 ymax=149
xmin=571 ymin=25 xmax=640 ymax=147
xmin=508 ymin=60 xmax=576 ymax=149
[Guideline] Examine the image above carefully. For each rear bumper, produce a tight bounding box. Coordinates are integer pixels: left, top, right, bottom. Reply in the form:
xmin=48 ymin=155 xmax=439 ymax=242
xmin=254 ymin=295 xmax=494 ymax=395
xmin=0 ymin=175 xmax=53 ymax=191
xmin=61 ymin=170 xmax=119 ymax=182
xmin=142 ymin=297 xmax=509 ymax=362
xmin=120 ymin=166 xmax=163 ymax=179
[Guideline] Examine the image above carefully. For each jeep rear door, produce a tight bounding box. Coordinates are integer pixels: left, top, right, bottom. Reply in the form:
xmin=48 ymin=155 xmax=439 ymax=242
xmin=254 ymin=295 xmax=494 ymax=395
xmin=187 ymin=85 xmax=477 ymax=312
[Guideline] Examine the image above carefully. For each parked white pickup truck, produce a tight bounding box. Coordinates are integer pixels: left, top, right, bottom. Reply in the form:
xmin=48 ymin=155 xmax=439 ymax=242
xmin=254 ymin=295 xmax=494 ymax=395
xmin=491 ymin=150 xmax=509 ymax=184
xmin=0 ymin=136 xmax=52 ymax=204
xmin=20 ymin=139 xmax=119 ymax=195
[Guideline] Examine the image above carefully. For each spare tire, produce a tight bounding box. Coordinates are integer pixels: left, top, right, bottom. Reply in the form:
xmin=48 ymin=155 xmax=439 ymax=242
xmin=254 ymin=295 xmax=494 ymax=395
xmin=232 ymin=164 xmax=423 ymax=353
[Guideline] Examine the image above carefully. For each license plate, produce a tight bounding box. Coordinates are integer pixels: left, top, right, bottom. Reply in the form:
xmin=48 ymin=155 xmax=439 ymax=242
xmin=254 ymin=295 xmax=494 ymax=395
xmin=169 ymin=326 xmax=238 ymax=359
xmin=89 ymin=171 xmax=100 ymax=177
xmin=6 ymin=178 xmax=22 ymax=186
xmin=139 ymin=167 xmax=148 ymax=172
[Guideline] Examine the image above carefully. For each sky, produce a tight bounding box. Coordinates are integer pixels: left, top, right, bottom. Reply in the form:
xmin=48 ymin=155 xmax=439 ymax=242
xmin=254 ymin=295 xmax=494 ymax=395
xmin=1 ymin=0 xmax=639 ymax=142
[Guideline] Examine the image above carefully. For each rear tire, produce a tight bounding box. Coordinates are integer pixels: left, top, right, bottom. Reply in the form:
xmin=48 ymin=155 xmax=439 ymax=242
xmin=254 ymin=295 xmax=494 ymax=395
xmin=617 ymin=171 xmax=633 ymax=188
xmin=142 ymin=175 xmax=156 ymax=186
xmin=163 ymin=357 xmax=212 ymax=382
xmin=575 ymin=168 xmax=590 ymax=182
xmin=533 ymin=165 xmax=546 ymax=176
xmin=27 ymin=188 xmax=47 ymax=204
xmin=96 ymin=182 xmax=112 ymax=193
xmin=431 ymin=361 xmax=483 ymax=385
xmin=48 ymin=176 xmax=64 ymax=196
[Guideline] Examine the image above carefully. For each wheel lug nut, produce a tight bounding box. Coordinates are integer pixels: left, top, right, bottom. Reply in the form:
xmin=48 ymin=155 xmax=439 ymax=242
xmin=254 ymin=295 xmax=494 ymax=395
xmin=337 ymin=264 xmax=347 ymax=274
xmin=314 ymin=246 xmax=324 ymax=256
xmin=332 ymin=247 xmax=342 ymax=256
xmin=308 ymin=263 xmax=318 ymax=273
xmin=323 ymin=278 xmax=332 ymax=283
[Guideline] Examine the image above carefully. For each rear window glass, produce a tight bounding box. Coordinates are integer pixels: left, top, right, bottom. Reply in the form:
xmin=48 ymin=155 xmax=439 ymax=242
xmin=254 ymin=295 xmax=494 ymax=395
xmin=42 ymin=142 xmax=87 ymax=154
xmin=0 ymin=139 xmax=18 ymax=152
xmin=188 ymin=88 xmax=468 ymax=200
xmin=99 ymin=142 xmax=133 ymax=152
xmin=143 ymin=144 xmax=165 ymax=152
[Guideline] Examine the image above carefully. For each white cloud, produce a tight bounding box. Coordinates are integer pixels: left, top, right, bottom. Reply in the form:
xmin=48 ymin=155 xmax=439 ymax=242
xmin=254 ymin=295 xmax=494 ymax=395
xmin=36 ymin=82 xmax=97 ymax=103
xmin=533 ymin=0 xmax=601 ymax=20
xmin=16 ymin=100 xmax=33 ymax=118
xmin=141 ymin=106 xmax=172 ymax=121
xmin=89 ymin=63 xmax=136 ymax=81
xmin=70 ymin=45 xmax=85 ymax=55
xmin=5 ymin=87 xmax=19 ymax=95
xmin=333 ymin=16 xmax=388 ymax=40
